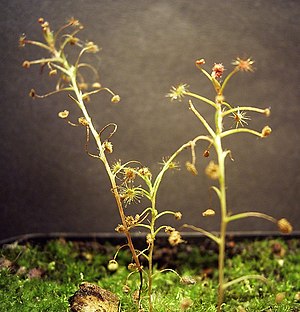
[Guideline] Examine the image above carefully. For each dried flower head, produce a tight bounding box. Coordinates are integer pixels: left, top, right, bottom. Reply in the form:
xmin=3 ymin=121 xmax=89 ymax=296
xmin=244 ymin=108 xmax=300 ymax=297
xmin=58 ymin=110 xmax=69 ymax=119
xmin=211 ymin=63 xmax=225 ymax=79
xmin=277 ymin=218 xmax=292 ymax=234
xmin=111 ymin=160 xmax=122 ymax=174
xmin=78 ymin=116 xmax=88 ymax=126
xmin=261 ymin=125 xmax=272 ymax=137
xmin=180 ymin=276 xmax=196 ymax=285
xmin=232 ymin=57 xmax=255 ymax=72
xmin=146 ymin=233 xmax=154 ymax=244
xmin=174 ymin=212 xmax=182 ymax=220
xmin=128 ymin=263 xmax=138 ymax=271
xmin=85 ymin=41 xmax=100 ymax=53
xmin=185 ymin=161 xmax=198 ymax=176
xmin=168 ymin=230 xmax=184 ymax=246
xmin=180 ymin=297 xmax=194 ymax=310
xmin=195 ymin=58 xmax=206 ymax=66
xmin=123 ymin=168 xmax=136 ymax=182
xmin=103 ymin=141 xmax=113 ymax=153
xmin=164 ymin=226 xmax=175 ymax=234
xmin=230 ymin=107 xmax=251 ymax=128
xmin=205 ymin=161 xmax=220 ymax=180
xmin=166 ymin=84 xmax=189 ymax=101
xmin=115 ymin=224 xmax=125 ymax=233
xmin=138 ymin=167 xmax=152 ymax=179
xmin=122 ymin=285 xmax=131 ymax=294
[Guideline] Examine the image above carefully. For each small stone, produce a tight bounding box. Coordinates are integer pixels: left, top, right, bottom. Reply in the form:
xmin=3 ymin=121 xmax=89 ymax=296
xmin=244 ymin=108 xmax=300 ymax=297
xmin=69 ymin=282 xmax=119 ymax=312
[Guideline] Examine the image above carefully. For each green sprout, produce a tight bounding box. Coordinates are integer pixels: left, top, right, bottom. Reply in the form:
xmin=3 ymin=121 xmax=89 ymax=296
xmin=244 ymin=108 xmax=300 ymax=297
xmin=167 ymin=57 xmax=293 ymax=311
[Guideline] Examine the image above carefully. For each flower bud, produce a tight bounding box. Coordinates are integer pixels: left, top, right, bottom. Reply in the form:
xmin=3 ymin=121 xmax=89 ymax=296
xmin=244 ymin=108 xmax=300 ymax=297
xmin=111 ymin=95 xmax=121 ymax=103
xmin=277 ymin=218 xmax=292 ymax=234
xmin=58 ymin=110 xmax=69 ymax=119
xmin=107 ymin=260 xmax=118 ymax=271
xmin=261 ymin=126 xmax=272 ymax=137
xmin=202 ymin=209 xmax=215 ymax=217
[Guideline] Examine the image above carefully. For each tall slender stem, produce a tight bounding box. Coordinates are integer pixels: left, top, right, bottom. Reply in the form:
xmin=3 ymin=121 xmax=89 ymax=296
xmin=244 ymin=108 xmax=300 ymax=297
xmin=70 ymin=73 xmax=143 ymax=277
xmin=214 ymin=106 xmax=228 ymax=312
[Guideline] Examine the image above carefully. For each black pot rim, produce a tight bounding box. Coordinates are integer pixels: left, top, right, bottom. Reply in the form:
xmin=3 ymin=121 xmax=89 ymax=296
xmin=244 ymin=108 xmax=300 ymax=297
xmin=1 ymin=231 xmax=299 ymax=246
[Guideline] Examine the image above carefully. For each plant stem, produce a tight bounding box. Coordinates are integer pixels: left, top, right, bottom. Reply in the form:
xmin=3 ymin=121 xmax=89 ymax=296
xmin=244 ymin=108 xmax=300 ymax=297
xmin=214 ymin=106 xmax=228 ymax=312
xmin=69 ymin=72 xmax=144 ymax=305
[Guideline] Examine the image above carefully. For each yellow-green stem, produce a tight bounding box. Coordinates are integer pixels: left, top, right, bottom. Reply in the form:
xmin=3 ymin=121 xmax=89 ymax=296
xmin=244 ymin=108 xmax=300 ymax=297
xmin=70 ymin=74 xmax=143 ymax=281
xmin=214 ymin=107 xmax=228 ymax=312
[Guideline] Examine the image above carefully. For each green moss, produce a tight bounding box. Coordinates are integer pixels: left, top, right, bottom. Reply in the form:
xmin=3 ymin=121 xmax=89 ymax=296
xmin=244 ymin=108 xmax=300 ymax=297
xmin=1 ymin=238 xmax=300 ymax=311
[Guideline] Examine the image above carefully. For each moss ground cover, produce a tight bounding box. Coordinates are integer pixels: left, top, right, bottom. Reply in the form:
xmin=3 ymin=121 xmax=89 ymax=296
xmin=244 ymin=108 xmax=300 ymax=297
xmin=0 ymin=237 xmax=299 ymax=311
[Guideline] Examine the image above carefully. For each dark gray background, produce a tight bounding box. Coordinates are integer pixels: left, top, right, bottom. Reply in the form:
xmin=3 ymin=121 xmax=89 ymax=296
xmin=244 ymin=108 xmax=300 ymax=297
xmin=1 ymin=0 xmax=299 ymax=241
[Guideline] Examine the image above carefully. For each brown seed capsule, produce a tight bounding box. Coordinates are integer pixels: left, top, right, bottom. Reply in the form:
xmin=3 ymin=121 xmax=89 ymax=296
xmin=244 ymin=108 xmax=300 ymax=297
xmin=203 ymin=149 xmax=210 ymax=157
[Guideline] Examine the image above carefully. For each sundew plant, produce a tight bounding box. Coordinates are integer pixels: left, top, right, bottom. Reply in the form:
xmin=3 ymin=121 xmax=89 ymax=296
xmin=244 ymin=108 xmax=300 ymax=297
xmin=166 ymin=58 xmax=293 ymax=311
xmin=20 ymin=18 xmax=189 ymax=312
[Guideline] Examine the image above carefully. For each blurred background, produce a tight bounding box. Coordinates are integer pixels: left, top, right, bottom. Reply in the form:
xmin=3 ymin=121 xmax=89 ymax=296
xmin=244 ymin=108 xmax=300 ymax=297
xmin=0 ymin=0 xmax=299 ymax=241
